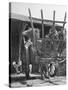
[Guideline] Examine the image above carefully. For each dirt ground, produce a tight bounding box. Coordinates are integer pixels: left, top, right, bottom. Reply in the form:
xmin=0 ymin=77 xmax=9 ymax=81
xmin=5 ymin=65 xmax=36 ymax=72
xmin=10 ymin=73 xmax=66 ymax=88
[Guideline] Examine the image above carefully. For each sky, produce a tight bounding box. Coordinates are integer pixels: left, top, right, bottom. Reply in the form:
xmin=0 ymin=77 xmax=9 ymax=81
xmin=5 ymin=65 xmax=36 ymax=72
xmin=11 ymin=2 xmax=67 ymax=26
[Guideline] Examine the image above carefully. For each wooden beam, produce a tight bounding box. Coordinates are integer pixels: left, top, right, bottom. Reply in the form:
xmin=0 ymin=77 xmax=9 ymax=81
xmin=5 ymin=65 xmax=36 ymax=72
xmin=28 ymin=8 xmax=35 ymax=46
xmin=41 ymin=9 xmax=44 ymax=38
xmin=32 ymin=17 xmax=66 ymax=24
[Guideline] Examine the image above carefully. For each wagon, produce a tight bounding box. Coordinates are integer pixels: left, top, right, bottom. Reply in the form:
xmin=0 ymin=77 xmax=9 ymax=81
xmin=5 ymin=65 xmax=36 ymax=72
xmin=16 ymin=8 xmax=66 ymax=79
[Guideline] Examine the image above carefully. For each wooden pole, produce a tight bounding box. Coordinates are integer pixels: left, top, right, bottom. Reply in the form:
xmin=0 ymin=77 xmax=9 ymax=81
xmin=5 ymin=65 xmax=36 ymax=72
xmin=63 ymin=12 xmax=66 ymax=28
xmin=28 ymin=8 xmax=35 ymax=47
xmin=25 ymin=47 xmax=29 ymax=79
xmin=41 ymin=9 xmax=44 ymax=38
xmin=40 ymin=9 xmax=45 ymax=57
xmin=18 ymin=22 xmax=22 ymax=64
xmin=53 ymin=10 xmax=55 ymax=29
xmin=28 ymin=8 xmax=36 ymax=67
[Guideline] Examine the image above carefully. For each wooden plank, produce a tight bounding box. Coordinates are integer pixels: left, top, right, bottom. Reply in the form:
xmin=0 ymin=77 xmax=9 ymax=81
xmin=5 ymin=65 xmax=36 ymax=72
xmin=28 ymin=8 xmax=35 ymax=46
xmin=41 ymin=9 xmax=44 ymax=38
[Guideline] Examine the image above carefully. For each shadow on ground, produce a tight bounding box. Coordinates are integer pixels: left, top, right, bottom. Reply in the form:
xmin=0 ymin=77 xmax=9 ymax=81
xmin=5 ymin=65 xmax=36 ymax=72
xmin=10 ymin=75 xmax=41 ymax=86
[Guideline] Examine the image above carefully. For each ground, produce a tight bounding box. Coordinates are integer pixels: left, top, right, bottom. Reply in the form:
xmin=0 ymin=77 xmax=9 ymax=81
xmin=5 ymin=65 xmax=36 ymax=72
xmin=10 ymin=73 xmax=66 ymax=88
